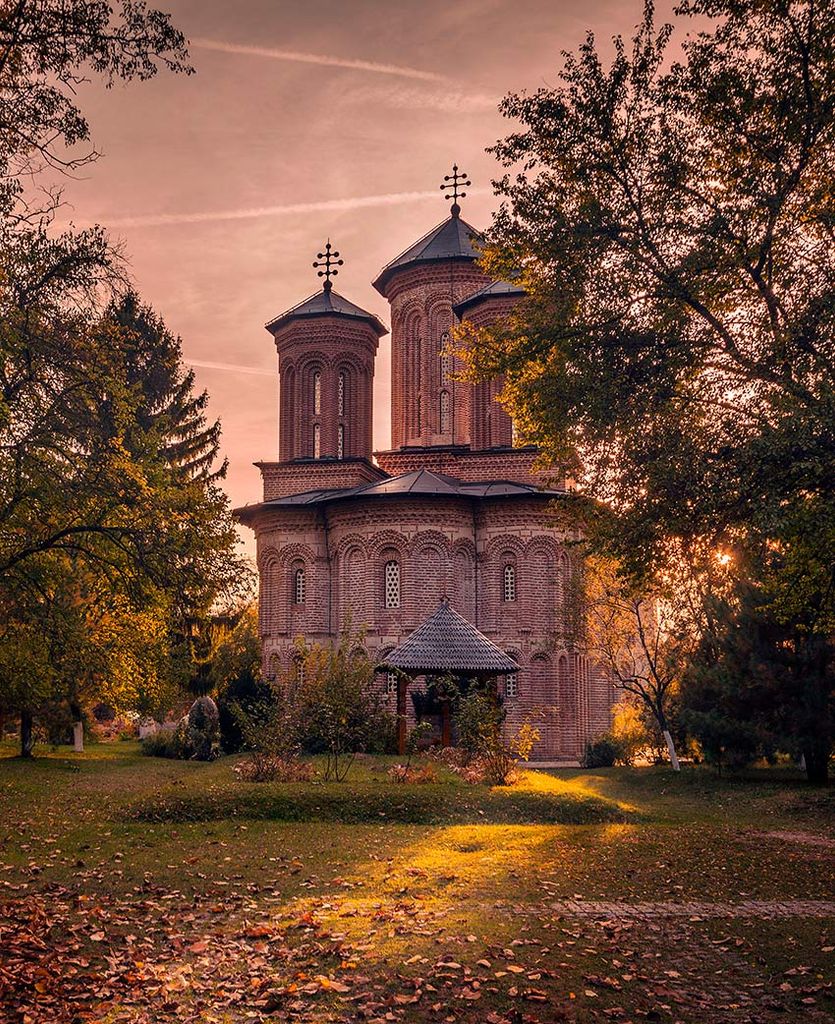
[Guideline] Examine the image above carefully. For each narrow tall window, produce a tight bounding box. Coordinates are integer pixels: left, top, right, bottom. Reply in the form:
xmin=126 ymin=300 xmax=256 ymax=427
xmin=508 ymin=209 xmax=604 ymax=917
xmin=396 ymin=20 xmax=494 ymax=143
xmin=439 ymin=389 xmax=450 ymax=433
xmin=313 ymin=423 xmax=321 ymax=458
xmin=386 ymin=671 xmax=398 ymax=697
xmin=505 ymin=672 xmax=518 ymax=699
xmin=293 ymin=566 xmax=306 ymax=604
xmin=295 ymin=656 xmax=305 ymax=685
xmin=440 ymin=330 xmax=451 ymax=385
xmin=416 ymin=395 xmax=422 ymax=435
xmin=337 ymin=424 xmax=345 ymax=459
xmin=384 ymin=560 xmax=400 ymax=609
xmin=313 ymin=371 xmax=321 ymax=415
xmin=337 ymin=372 xmax=346 ymax=416
xmin=503 ymin=564 xmax=516 ymax=602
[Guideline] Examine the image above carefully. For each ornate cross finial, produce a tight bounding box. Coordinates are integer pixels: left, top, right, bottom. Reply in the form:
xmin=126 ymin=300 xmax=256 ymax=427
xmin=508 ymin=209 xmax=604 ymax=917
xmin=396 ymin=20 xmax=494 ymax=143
xmin=313 ymin=240 xmax=343 ymax=291
xmin=440 ymin=163 xmax=471 ymax=217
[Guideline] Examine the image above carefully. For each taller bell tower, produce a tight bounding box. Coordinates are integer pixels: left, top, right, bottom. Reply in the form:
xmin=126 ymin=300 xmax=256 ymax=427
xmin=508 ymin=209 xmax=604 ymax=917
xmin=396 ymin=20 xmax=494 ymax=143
xmin=372 ymin=166 xmax=491 ymax=450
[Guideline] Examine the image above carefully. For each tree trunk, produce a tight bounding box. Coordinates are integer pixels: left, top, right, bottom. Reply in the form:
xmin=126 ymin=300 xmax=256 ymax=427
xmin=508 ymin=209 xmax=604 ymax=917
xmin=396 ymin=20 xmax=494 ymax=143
xmin=20 ymin=711 xmax=34 ymax=758
xmin=72 ymin=720 xmax=84 ymax=753
xmin=803 ymin=743 xmax=830 ymax=785
xmin=663 ymin=729 xmax=681 ymax=772
xmin=397 ymin=677 xmax=408 ymax=756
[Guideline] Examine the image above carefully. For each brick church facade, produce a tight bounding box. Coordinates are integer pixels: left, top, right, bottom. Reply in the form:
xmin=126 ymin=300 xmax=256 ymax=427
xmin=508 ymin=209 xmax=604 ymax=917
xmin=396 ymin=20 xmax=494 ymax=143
xmin=236 ymin=195 xmax=615 ymax=760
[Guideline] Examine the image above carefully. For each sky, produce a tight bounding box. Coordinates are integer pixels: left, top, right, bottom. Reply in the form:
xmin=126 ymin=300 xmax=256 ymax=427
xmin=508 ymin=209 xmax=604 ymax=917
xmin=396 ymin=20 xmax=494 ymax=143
xmin=55 ymin=0 xmax=674 ymax=558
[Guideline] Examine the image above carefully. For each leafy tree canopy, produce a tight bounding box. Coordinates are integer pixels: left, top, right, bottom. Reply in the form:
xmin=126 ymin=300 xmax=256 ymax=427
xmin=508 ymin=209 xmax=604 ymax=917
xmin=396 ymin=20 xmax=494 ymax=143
xmin=466 ymin=0 xmax=835 ymax=632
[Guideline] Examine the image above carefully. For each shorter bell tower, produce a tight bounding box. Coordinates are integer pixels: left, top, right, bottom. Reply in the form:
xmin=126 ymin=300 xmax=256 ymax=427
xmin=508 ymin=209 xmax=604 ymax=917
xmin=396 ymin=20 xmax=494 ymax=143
xmin=259 ymin=242 xmax=388 ymax=499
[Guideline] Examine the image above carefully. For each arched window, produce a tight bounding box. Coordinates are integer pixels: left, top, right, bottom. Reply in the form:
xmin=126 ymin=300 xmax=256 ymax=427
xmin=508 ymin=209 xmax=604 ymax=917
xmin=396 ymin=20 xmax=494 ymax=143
xmin=313 ymin=370 xmax=321 ymax=416
xmin=337 ymin=371 xmax=346 ymax=416
xmin=337 ymin=423 xmax=345 ymax=459
xmin=313 ymin=423 xmax=321 ymax=459
xmin=293 ymin=566 xmax=306 ymax=605
xmin=440 ymin=331 xmax=451 ymax=385
xmin=439 ymin=389 xmax=450 ymax=433
xmin=384 ymin=560 xmax=400 ymax=609
xmin=503 ymin=564 xmax=516 ymax=602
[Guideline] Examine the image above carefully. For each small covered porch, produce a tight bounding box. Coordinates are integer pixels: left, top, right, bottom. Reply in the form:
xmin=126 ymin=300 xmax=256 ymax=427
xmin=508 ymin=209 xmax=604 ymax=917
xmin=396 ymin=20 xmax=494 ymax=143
xmin=381 ymin=598 xmax=519 ymax=755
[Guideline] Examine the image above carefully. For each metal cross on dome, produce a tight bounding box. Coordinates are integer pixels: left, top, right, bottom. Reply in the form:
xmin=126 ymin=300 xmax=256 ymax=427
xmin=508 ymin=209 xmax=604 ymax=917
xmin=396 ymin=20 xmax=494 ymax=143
xmin=440 ymin=163 xmax=471 ymax=217
xmin=313 ymin=240 xmax=344 ymax=291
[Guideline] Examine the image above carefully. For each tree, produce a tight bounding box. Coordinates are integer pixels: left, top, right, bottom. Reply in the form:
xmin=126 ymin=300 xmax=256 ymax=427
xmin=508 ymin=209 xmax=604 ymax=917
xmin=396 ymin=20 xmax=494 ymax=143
xmin=684 ymin=573 xmax=834 ymax=783
xmin=292 ymin=629 xmax=393 ymax=781
xmin=567 ymin=556 xmax=688 ymax=770
xmin=0 ymin=1 xmax=191 ymax=221
xmin=464 ymin=0 xmax=835 ymax=630
xmin=0 ymin=5 xmax=253 ymax=754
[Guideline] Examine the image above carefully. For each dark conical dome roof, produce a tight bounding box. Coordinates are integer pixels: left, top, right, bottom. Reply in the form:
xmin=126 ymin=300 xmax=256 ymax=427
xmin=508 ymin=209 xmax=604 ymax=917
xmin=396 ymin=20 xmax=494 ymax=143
xmin=382 ymin=599 xmax=519 ymax=675
xmin=373 ymin=214 xmax=484 ymax=294
xmin=266 ymin=287 xmax=387 ymax=336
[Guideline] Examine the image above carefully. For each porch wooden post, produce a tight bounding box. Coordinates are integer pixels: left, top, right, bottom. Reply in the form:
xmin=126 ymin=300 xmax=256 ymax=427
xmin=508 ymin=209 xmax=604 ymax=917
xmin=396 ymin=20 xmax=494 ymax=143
xmin=397 ymin=676 xmax=408 ymax=756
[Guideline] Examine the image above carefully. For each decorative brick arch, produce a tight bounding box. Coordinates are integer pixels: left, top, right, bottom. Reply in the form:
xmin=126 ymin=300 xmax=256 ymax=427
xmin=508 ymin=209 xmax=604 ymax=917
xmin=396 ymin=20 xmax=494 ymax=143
xmin=530 ymin=652 xmax=559 ymax=758
xmin=526 ymin=538 xmax=558 ymax=623
xmin=411 ymin=533 xmax=449 ymax=617
xmin=273 ymin=543 xmax=316 ymax=633
xmin=257 ymin=546 xmax=281 ymax=638
xmin=369 ymin=530 xmax=409 ymax=615
xmin=451 ymin=539 xmax=476 ymax=620
xmin=337 ymin=542 xmax=368 ymax=629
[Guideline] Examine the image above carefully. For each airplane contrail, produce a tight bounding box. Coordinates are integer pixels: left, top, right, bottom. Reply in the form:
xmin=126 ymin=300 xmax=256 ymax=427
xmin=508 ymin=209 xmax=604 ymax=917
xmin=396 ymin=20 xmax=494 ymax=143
xmin=103 ymin=186 xmax=492 ymax=229
xmin=191 ymin=37 xmax=447 ymax=82
xmin=187 ymin=358 xmax=274 ymax=377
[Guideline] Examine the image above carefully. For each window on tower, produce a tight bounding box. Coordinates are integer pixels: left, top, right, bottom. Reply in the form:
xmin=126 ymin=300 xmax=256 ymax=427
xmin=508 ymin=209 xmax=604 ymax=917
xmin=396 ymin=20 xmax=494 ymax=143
xmin=313 ymin=422 xmax=321 ymax=458
xmin=503 ymin=563 xmax=516 ymax=602
xmin=439 ymin=389 xmax=450 ymax=433
xmin=313 ymin=371 xmax=321 ymax=415
xmin=338 ymin=372 xmax=346 ymax=416
xmin=337 ymin=423 xmax=345 ymax=459
xmin=384 ymin=560 xmax=400 ymax=608
xmin=293 ymin=566 xmax=306 ymax=605
xmin=440 ymin=331 xmax=451 ymax=385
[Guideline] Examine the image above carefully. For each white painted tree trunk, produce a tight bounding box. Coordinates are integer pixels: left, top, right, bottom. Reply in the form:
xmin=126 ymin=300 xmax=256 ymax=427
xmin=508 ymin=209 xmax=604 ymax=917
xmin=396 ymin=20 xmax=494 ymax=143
xmin=73 ymin=721 xmax=84 ymax=753
xmin=663 ymin=729 xmax=680 ymax=771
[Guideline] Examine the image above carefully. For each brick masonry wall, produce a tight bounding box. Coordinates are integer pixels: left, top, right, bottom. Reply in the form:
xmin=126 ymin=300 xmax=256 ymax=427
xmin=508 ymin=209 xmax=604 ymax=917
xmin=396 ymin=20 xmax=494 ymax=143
xmin=269 ymin=315 xmax=380 ymax=463
xmin=375 ymin=446 xmax=563 ymax=489
xmin=257 ymin=458 xmax=387 ymax=501
xmin=376 ymin=261 xmax=490 ymax=450
xmin=248 ymin=490 xmax=613 ymax=760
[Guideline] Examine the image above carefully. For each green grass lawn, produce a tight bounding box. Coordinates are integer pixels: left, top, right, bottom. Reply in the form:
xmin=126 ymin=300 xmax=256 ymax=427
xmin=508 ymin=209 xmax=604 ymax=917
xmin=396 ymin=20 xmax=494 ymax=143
xmin=1 ymin=743 xmax=833 ymax=1024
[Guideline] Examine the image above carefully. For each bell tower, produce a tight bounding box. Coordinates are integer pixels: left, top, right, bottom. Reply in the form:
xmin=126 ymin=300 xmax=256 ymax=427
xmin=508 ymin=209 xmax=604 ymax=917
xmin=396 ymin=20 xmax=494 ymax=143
xmin=372 ymin=165 xmax=491 ymax=450
xmin=260 ymin=242 xmax=388 ymax=499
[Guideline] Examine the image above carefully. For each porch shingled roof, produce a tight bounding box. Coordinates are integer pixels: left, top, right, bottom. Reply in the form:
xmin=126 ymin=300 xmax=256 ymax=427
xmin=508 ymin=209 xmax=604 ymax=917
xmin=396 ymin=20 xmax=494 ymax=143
xmin=382 ymin=599 xmax=519 ymax=676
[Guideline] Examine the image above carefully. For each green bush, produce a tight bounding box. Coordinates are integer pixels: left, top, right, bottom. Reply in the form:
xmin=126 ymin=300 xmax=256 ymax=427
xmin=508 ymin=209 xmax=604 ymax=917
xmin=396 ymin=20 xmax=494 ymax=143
xmin=217 ymin=668 xmax=272 ymax=754
xmin=141 ymin=727 xmax=183 ymax=759
xmin=581 ymin=734 xmax=623 ymax=768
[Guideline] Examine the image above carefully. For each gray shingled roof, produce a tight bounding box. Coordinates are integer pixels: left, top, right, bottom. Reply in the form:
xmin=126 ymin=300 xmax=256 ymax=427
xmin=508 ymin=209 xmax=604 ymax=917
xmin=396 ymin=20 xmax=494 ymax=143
xmin=382 ymin=599 xmax=519 ymax=675
xmin=265 ymin=287 xmax=387 ymax=336
xmin=373 ymin=214 xmax=483 ymax=294
xmin=234 ymin=468 xmax=562 ymax=521
xmin=453 ymin=279 xmax=526 ymax=317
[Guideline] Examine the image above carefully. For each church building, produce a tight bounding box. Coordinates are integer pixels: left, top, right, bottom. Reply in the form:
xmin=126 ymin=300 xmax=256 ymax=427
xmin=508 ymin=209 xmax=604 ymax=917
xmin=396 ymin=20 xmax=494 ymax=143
xmin=235 ymin=170 xmax=615 ymax=760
